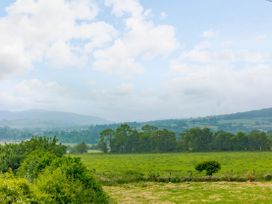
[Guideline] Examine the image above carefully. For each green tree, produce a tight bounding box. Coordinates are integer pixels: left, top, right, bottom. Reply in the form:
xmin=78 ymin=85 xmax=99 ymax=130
xmin=98 ymin=129 xmax=114 ymax=153
xmin=195 ymin=161 xmax=221 ymax=176
xmin=181 ymin=128 xmax=213 ymax=152
xmin=71 ymin=142 xmax=89 ymax=154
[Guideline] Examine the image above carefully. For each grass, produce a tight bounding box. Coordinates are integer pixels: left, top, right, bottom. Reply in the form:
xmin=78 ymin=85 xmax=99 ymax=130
xmin=104 ymin=182 xmax=272 ymax=203
xmin=75 ymin=152 xmax=272 ymax=203
xmin=76 ymin=152 xmax=272 ymax=183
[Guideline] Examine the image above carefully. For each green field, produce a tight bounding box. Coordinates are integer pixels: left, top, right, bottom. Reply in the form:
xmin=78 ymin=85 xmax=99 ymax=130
xmin=77 ymin=152 xmax=272 ymax=183
xmin=75 ymin=152 xmax=272 ymax=203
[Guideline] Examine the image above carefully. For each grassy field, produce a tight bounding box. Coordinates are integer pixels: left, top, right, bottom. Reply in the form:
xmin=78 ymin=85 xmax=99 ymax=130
xmin=77 ymin=152 xmax=272 ymax=183
xmin=75 ymin=152 xmax=272 ymax=203
xmin=105 ymin=182 xmax=272 ymax=203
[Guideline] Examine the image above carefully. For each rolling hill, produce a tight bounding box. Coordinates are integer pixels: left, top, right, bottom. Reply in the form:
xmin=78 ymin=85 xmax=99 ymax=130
xmin=0 ymin=107 xmax=272 ymax=143
xmin=0 ymin=109 xmax=110 ymax=129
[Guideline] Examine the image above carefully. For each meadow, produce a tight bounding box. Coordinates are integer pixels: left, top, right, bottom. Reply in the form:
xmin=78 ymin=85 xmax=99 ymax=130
xmin=75 ymin=152 xmax=272 ymax=203
xmin=77 ymin=152 xmax=272 ymax=184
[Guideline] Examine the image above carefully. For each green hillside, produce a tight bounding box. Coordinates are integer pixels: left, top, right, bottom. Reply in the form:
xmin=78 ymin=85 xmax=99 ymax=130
xmin=1 ymin=108 xmax=272 ymax=143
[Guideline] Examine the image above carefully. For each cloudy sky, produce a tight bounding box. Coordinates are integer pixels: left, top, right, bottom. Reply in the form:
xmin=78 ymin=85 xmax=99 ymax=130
xmin=0 ymin=0 xmax=272 ymax=122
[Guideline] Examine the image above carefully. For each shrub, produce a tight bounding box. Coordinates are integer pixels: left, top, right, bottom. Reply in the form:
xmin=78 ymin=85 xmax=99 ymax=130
xmin=0 ymin=137 xmax=66 ymax=173
xmin=36 ymin=157 xmax=109 ymax=203
xmin=195 ymin=161 xmax=221 ymax=176
xmin=0 ymin=173 xmax=38 ymax=203
xmin=17 ymin=150 xmax=57 ymax=181
xmin=264 ymin=174 xmax=272 ymax=181
xmin=0 ymin=138 xmax=109 ymax=203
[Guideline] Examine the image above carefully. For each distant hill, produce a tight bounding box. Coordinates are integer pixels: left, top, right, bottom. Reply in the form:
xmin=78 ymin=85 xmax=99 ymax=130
xmin=144 ymin=107 xmax=272 ymax=133
xmin=0 ymin=110 xmax=110 ymax=129
xmin=0 ymin=107 xmax=272 ymax=143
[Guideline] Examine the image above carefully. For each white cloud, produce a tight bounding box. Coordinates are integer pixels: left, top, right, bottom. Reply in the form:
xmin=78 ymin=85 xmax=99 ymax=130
xmin=167 ymin=33 xmax=272 ymax=118
xmin=0 ymin=0 xmax=117 ymax=78
xmin=105 ymin=0 xmax=144 ymax=18
xmin=180 ymin=42 xmax=272 ymax=63
xmin=93 ymin=0 xmax=178 ymax=77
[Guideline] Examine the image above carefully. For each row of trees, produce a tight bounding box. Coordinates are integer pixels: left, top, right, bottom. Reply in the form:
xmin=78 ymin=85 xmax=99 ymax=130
xmin=98 ymin=124 xmax=272 ymax=153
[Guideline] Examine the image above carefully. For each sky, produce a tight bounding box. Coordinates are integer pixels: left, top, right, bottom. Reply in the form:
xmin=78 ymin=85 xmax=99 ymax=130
xmin=0 ymin=0 xmax=272 ymax=122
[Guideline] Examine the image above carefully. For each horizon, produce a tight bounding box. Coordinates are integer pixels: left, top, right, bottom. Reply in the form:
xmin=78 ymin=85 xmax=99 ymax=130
xmin=1 ymin=106 xmax=272 ymax=123
xmin=1 ymin=0 xmax=272 ymax=121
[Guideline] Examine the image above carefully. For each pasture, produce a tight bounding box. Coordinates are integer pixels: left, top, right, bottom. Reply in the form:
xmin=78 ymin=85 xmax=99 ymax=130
xmin=77 ymin=152 xmax=272 ymax=183
xmin=76 ymin=152 xmax=272 ymax=203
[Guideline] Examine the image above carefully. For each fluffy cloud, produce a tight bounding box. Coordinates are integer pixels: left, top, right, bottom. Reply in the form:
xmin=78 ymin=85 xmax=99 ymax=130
xmin=0 ymin=0 xmax=177 ymax=79
xmin=93 ymin=0 xmax=178 ymax=77
xmin=0 ymin=0 xmax=117 ymax=77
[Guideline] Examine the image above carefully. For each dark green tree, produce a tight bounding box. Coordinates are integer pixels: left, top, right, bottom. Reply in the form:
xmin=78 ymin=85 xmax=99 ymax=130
xmin=195 ymin=161 xmax=221 ymax=176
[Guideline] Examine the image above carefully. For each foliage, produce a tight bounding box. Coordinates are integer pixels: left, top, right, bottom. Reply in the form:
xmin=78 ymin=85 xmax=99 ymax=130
xmin=195 ymin=161 xmax=221 ymax=176
xmin=97 ymin=124 xmax=272 ymax=153
xmin=0 ymin=137 xmax=109 ymax=203
xmin=0 ymin=173 xmax=38 ymax=203
xmin=36 ymin=157 xmax=108 ymax=203
xmin=69 ymin=142 xmax=89 ymax=154
xmin=0 ymin=136 xmax=66 ymax=173
xmin=98 ymin=124 xmax=176 ymax=153
xmin=17 ymin=150 xmax=57 ymax=181
xmin=2 ymin=108 xmax=272 ymax=144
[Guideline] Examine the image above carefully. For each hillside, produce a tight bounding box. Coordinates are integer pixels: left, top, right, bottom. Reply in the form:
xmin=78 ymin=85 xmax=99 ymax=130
xmin=0 ymin=109 xmax=110 ymax=129
xmin=146 ymin=107 xmax=272 ymax=133
xmin=0 ymin=107 xmax=272 ymax=143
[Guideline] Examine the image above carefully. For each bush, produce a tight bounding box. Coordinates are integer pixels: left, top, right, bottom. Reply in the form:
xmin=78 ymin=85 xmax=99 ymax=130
xmin=264 ymin=174 xmax=272 ymax=181
xmin=0 ymin=173 xmax=38 ymax=203
xmin=36 ymin=157 xmax=109 ymax=203
xmin=17 ymin=150 xmax=57 ymax=181
xmin=195 ymin=161 xmax=221 ymax=176
xmin=0 ymin=137 xmax=109 ymax=203
xmin=0 ymin=137 xmax=66 ymax=173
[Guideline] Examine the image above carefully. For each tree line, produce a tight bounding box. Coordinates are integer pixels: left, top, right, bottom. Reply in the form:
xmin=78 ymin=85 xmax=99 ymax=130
xmin=98 ymin=124 xmax=272 ymax=153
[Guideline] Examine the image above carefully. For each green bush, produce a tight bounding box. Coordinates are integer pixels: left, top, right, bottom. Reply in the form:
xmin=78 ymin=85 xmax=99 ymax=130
xmin=0 ymin=173 xmax=38 ymax=203
xmin=0 ymin=137 xmax=66 ymax=173
xmin=36 ymin=156 xmax=109 ymax=203
xmin=17 ymin=150 xmax=57 ymax=181
xmin=264 ymin=174 xmax=272 ymax=181
xmin=0 ymin=137 xmax=109 ymax=203
xmin=195 ymin=161 xmax=221 ymax=176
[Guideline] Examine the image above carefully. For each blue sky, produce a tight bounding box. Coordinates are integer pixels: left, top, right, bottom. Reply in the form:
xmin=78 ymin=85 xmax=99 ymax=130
xmin=0 ymin=0 xmax=272 ymax=122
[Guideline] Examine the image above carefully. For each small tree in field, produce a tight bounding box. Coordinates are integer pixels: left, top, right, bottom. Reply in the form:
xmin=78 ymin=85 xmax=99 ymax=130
xmin=195 ymin=161 xmax=221 ymax=176
xmin=71 ymin=142 xmax=88 ymax=154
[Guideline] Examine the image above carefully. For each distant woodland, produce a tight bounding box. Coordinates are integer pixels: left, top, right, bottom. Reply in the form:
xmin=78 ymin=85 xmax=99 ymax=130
xmin=98 ymin=124 xmax=272 ymax=153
